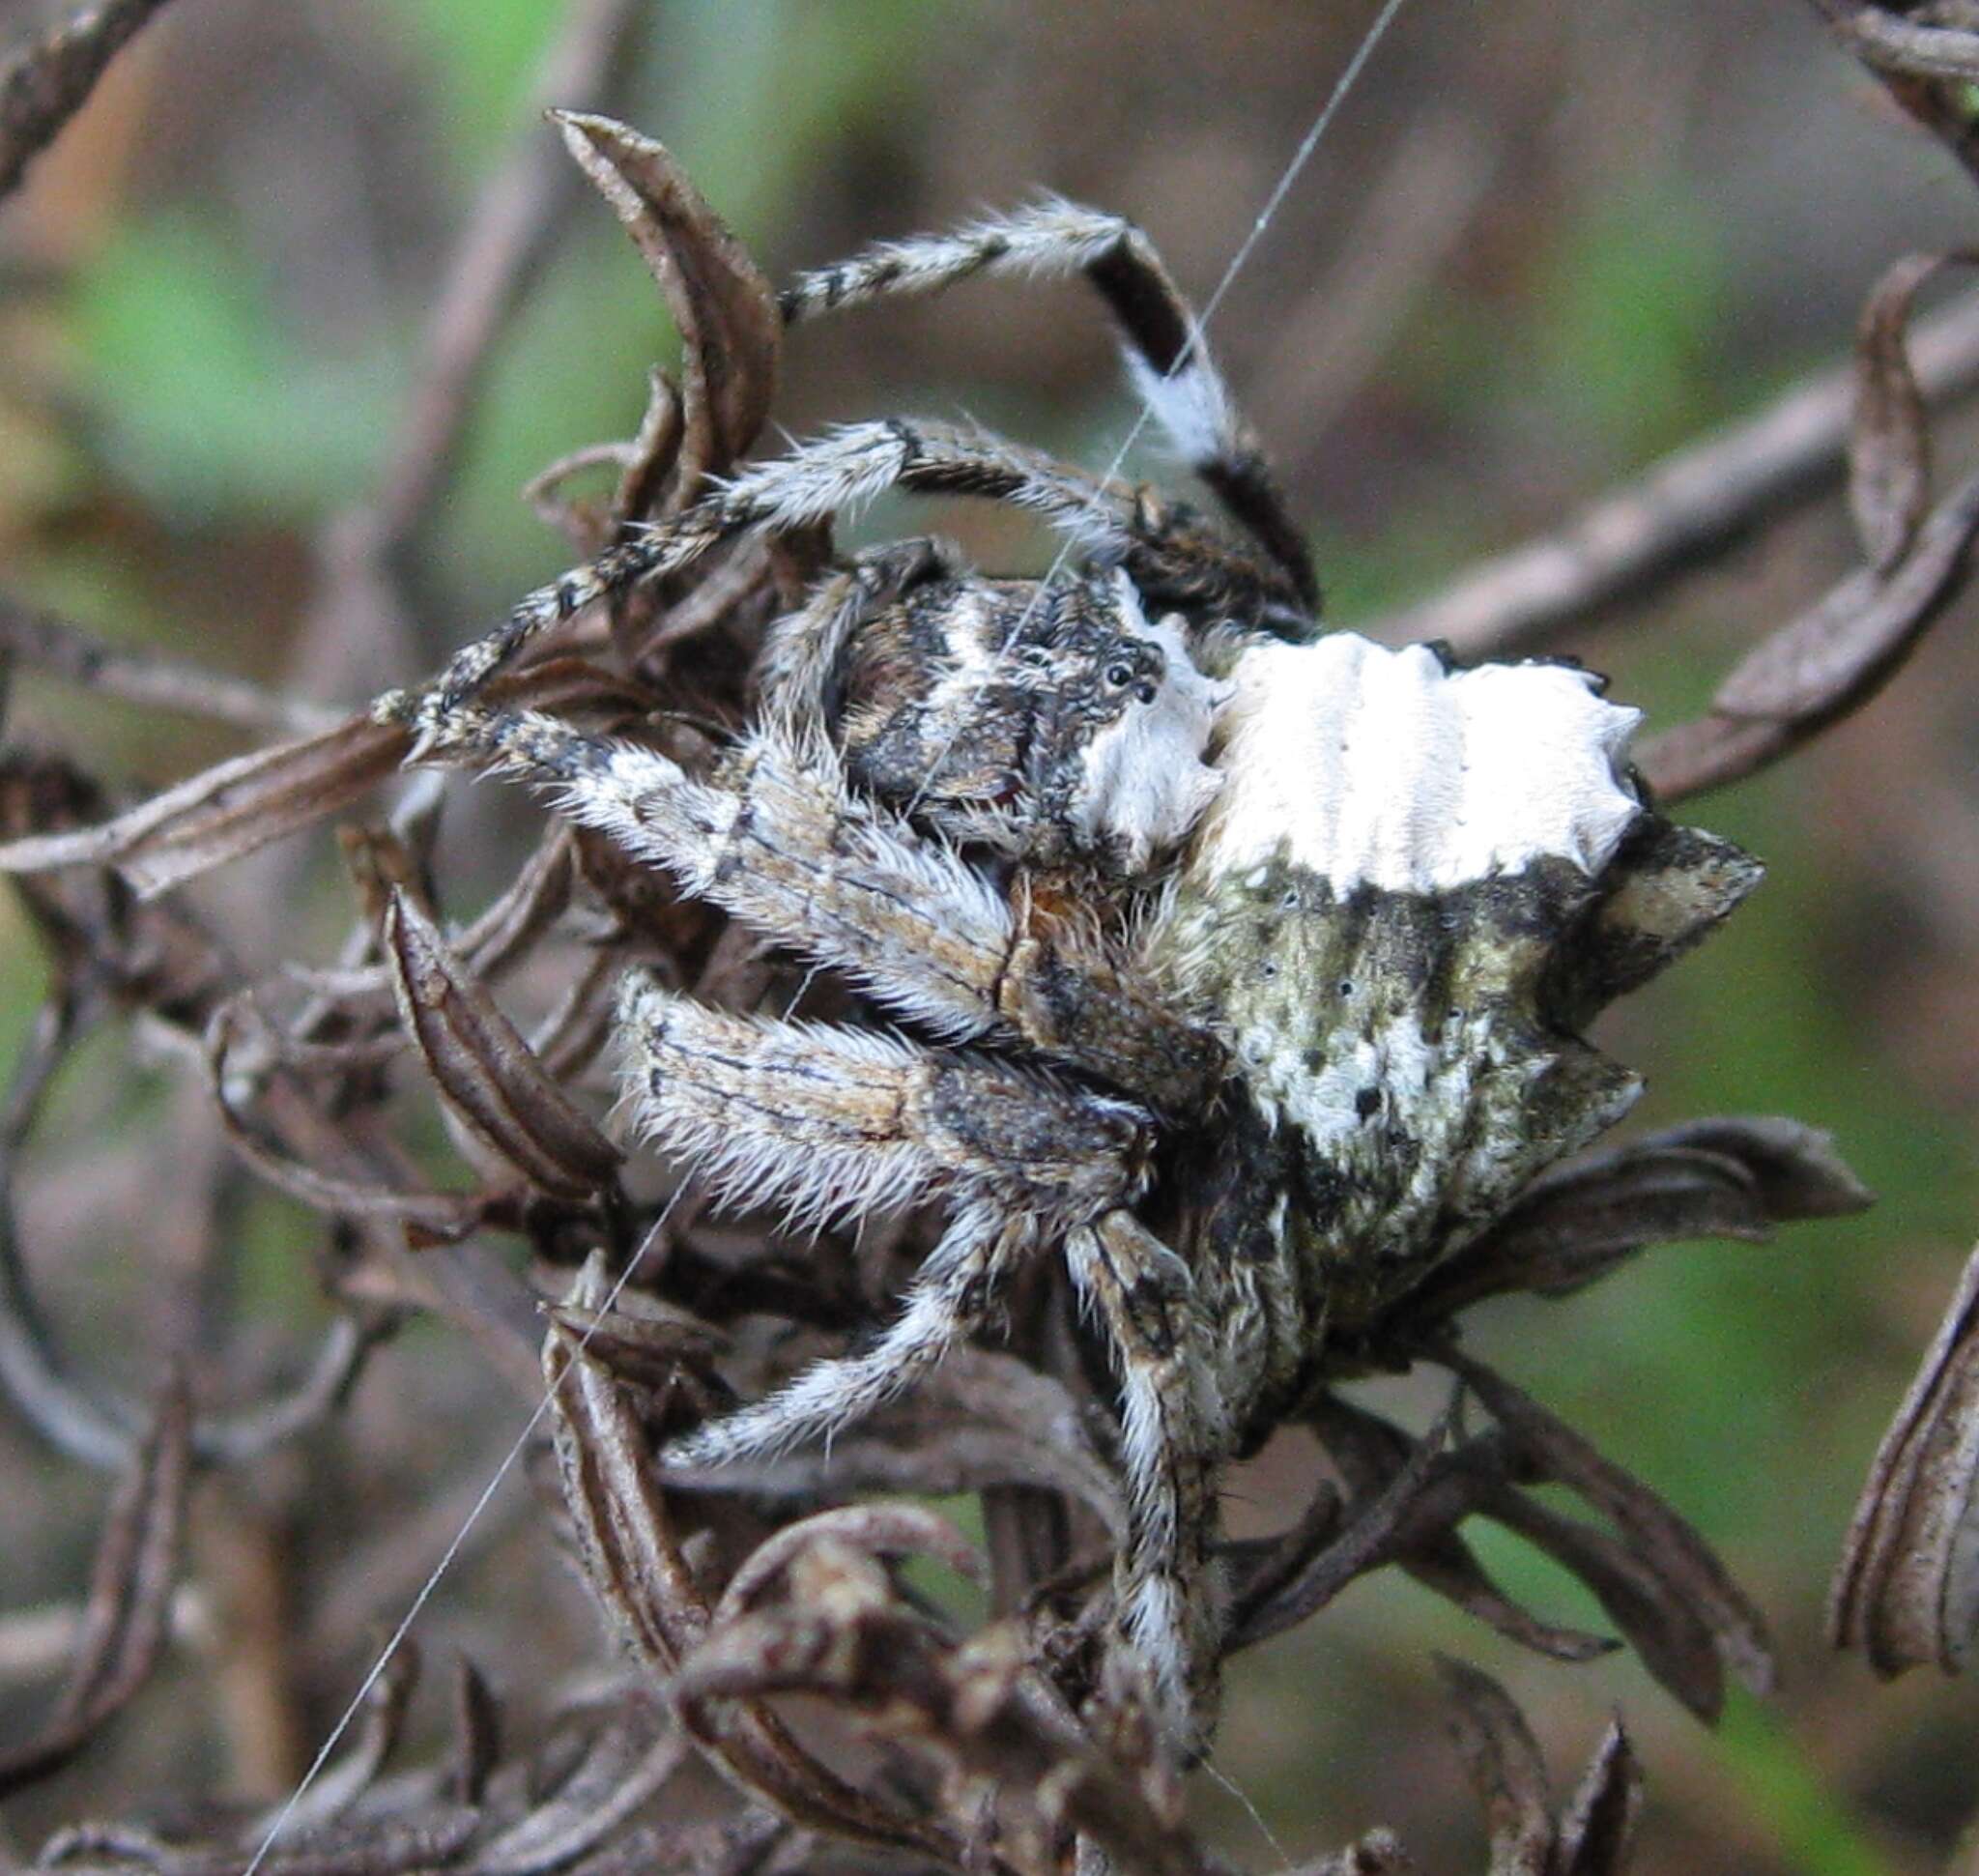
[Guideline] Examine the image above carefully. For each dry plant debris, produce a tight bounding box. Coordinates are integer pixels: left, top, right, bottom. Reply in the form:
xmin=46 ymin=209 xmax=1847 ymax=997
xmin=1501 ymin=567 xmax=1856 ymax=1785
xmin=5 ymin=3 xmax=1979 ymax=1872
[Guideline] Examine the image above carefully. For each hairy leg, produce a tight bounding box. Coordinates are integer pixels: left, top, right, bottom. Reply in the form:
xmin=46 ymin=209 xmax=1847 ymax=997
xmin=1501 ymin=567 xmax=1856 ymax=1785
xmin=380 ymin=422 xmax=1154 ymax=728
xmin=755 ymin=538 xmax=959 ymax=731
xmin=621 ymin=983 xmax=1149 ymax=1462
xmin=1066 ymin=1209 xmax=1231 ymax=1750
xmin=397 ymin=701 xmax=1223 ymax=1110
xmin=380 ymin=408 xmax=1308 ymax=740
xmin=781 ymin=199 xmax=1317 ymax=613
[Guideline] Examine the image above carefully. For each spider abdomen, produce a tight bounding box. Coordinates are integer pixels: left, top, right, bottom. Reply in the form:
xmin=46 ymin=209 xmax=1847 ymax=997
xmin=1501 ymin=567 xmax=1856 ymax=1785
xmin=1161 ymin=633 xmax=1660 ymax=1326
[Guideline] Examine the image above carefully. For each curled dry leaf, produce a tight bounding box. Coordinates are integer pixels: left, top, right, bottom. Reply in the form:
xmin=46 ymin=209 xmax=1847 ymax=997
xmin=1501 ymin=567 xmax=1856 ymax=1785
xmin=1849 ymin=252 xmax=1964 ymax=573
xmin=447 ymin=1658 xmax=502 ymax=1805
xmin=204 ymin=1003 xmax=490 ymax=1237
xmin=552 ymin=112 xmax=779 ymax=492
xmin=262 ymin=1642 xmax=422 ymax=1838
xmin=1489 ymin=1487 xmax=1732 ymax=1725
xmin=1445 ymin=1352 xmax=1774 ymax=1704
xmin=470 ymin=1715 xmax=685 ymax=1876
xmin=1650 ymin=1115 xmax=1874 ymax=1219
xmin=1831 ymin=1239 xmax=1979 ymax=1674
xmin=1641 ymin=464 xmax=1979 ymax=800
xmin=0 ymin=662 xmax=652 ymax=899
xmin=1434 ymin=1660 xmax=1641 ymax=1876
xmin=674 ymin=1546 xmax=1207 ymax=1876
xmin=0 ymin=1371 xmax=191 ymax=1796
xmin=1434 ymin=1657 xmax=1556 ymax=1876
xmin=1411 ymin=1114 xmax=1871 ymax=1315
xmin=1818 ymin=3 xmax=1979 ymax=85
xmin=714 ymin=1502 xmax=985 ymax=1625
xmin=1226 ymin=1389 xmax=1459 ymax=1649
xmin=1635 ymin=243 xmax=1979 ymax=802
xmin=1554 ymin=1721 xmax=1643 ymax=1876
xmin=1273 ymin=1397 xmax=1615 ymax=1669
xmin=0 ymin=714 xmax=408 ymax=900
xmin=384 ymin=888 xmax=621 ymax=1203
xmin=543 ymin=1256 xmax=943 ymax=1860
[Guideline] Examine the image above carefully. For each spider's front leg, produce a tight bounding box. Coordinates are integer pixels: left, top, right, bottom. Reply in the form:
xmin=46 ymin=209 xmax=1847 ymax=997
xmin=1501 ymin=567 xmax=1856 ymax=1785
xmin=619 ymin=984 xmax=1228 ymax=1751
xmin=374 ymin=407 xmax=1303 ymax=753
xmin=781 ymin=199 xmax=1318 ymax=619
xmin=620 ymin=982 xmax=1146 ymax=1457
xmin=403 ymin=699 xmax=1223 ymax=1112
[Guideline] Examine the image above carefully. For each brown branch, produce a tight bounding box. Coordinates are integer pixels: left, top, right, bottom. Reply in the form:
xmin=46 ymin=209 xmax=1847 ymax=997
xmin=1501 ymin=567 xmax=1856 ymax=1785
xmin=1369 ymin=281 xmax=1979 ymax=659
xmin=0 ymin=596 xmax=345 ymax=736
xmin=0 ymin=0 xmax=176 ymax=202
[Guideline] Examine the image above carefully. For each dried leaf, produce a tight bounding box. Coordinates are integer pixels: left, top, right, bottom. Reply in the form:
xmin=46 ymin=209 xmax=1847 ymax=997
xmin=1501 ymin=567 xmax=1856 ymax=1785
xmin=545 ymin=1256 xmax=932 ymax=1857
xmin=0 ymin=662 xmax=651 ymax=899
xmin=0 ymin=1372 xmax=192 ymax=1795
xmin=715 ymin=1504 xmax=984 ymax=1625
xmin=674 ymin=1571 xmax=1204 ymax=1876
xmin=1554 ymin=1720 xmax=1642 ymax=1876
xmin=1488 ymin=1490 xmax=1728 ymax=1721
xmin=1718 ymin=465 xmax=1979 ymax=724
xmin=384 ymin=889 xmax=621 ymax=1202
xmin=1649 ymin=1115 xmax=1873 ymax=1219
xmin=1850 ymin=253 xmax=1950 ymax=572
xmin=1449 ymin=1352 xmax=1774 ymax=1702
xmin=470 ymin=1717 xmax=684 ymax=1876
xmin=447 ymin=1660 xmax=502 ymax=1806
xmin=553 ymin=113 xmax=779 ymax=489
xmin=1227 ymin=1391 xmax=1460 ymax=1648
xmin=1641 ymin=466 xmax=1979 ymax=798
xmin=1826 ymin=5 xmax=1979 ymax=84
xmin=1397 ymin=1534 xmax=1619 ymax=1668
xmin=1831 ymin=1239 xmax=1979 ymax=1673
xmin=260 ymin=1643 xmax=421 ymax=1835
xmin=205 ymin=1005 xmax=489 ymax=1236
xmin=1434 ymin=1658 xmax=1554 ymax=1876
xmin=614 ymin=365 xmax=687 ymax=525
xmin=0 ymin=714 xmax=407 ymax=899
xmin=1277 ymin=1398 xmax=1616 ymax=1668
xmin=1415 ymin=1114 xmax=1870 ymax=1315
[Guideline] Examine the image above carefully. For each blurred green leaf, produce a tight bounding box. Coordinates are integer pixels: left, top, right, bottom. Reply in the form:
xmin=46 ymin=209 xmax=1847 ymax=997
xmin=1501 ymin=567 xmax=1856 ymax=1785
xmin=370 ymin=0 xmax=560 ymax=173
xmin=69 ymin=213 xmax=395 ymax=522
xmin=1715 ymin=1689 xmax=1897 ymax=1876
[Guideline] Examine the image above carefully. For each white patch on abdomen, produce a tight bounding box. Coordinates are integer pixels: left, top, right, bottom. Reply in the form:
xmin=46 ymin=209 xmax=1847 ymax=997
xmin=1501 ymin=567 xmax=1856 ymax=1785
xmin=1190 ymin=635 xmax=1643 ymax=891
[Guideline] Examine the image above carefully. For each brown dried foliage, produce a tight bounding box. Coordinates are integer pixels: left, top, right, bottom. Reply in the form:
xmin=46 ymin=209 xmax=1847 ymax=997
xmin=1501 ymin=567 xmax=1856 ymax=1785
xmin=8 ymin=4 xmax=1979 ymax=1872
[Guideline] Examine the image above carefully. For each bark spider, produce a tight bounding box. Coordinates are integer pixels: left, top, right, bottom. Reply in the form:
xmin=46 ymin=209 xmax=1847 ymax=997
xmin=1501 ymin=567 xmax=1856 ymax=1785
xmin=378 ymin=198 xmax=1759 ymax=1747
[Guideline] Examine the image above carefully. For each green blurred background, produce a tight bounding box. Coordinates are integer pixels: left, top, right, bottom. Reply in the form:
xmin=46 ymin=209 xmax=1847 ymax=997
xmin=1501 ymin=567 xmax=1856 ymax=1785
xmin=2 ymin=3 xmax=1978 ymax=1870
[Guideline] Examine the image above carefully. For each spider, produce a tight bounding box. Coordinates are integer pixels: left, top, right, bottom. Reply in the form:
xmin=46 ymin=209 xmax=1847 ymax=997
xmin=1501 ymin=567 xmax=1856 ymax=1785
xmin=378 ymin=197 xmax=1760 ymax=1749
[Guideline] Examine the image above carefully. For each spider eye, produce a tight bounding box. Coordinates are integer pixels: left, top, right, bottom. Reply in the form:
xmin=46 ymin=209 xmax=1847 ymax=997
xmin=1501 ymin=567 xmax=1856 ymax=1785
xmin=1104 ymin=661 xmax=1135 ymax=688
xmin=1133 ymin=681 xmax=1158 ymax=706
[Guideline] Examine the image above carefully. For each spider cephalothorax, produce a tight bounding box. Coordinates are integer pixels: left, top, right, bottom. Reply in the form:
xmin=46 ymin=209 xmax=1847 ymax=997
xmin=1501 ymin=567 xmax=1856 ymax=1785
xmin=379 ymin=188 xmax=1759 ymax=1748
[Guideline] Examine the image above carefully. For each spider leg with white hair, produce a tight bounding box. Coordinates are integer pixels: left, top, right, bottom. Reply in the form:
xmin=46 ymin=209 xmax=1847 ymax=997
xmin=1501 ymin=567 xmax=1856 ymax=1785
xmin=1067 ymin=1208 xmax=1232 ymax=1753
xmin=392 ymin=701 xmax=1222 ymax=1111
xmin=617 ymin=981 xmax=1152 ymax=1463
xmin=378 ymin=415 xmax=1305 ymax=738
xmin=780 ymin=199 xmax=1317 ymax=614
